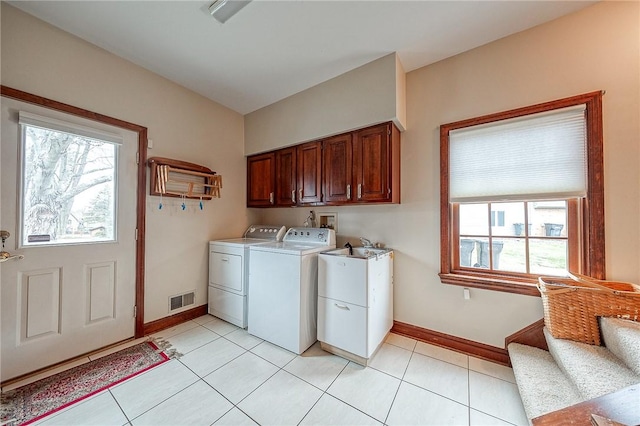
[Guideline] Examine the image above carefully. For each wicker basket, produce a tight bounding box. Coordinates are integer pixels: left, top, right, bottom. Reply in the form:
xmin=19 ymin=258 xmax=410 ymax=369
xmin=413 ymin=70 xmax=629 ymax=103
xmin=537 ymin=273 xmax=640 ymax=345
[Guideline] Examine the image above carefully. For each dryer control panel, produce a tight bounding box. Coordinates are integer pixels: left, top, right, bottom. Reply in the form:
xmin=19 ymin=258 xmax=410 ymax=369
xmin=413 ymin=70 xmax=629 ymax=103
xmin=244 ymin=225 xmax=286 ymax=241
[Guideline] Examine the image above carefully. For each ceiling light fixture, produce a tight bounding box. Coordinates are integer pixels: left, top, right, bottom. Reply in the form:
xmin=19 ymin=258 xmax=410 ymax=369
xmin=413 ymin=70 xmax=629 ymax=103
xmin=208 ymin=0 xmax=252 ymax=24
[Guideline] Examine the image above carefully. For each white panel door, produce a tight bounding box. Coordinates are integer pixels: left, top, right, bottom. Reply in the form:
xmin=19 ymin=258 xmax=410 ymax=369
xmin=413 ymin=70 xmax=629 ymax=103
xmin=1 ymin=98 xmax=137 ymax=382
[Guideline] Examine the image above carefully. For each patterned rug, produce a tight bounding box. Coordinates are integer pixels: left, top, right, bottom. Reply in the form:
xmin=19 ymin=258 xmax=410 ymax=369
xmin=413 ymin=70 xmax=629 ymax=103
xmin=1 ymin=340 xmax=178 ymax=426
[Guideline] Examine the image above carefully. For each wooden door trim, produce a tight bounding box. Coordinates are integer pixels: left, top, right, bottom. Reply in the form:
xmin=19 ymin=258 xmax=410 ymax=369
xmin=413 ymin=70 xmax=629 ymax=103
xmin=1 ymin=85 xmax=148 ymax=338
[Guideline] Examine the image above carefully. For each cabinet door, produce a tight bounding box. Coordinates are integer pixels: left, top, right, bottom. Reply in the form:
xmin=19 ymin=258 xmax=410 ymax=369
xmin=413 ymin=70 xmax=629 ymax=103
xmin=247 ymin=152 xmax=275 ymax=207
xmin=275 ymin=147 xmax=297 ymax=206
xmin=318 ymin=296 xmax=368 ymax=358
xmin=323 ymin=133 xmax=353 ymax=204
xmin=297 ymin=141 xmax=322 ymax=204
xmin=354 ymin=123 xmax=391 ymax=203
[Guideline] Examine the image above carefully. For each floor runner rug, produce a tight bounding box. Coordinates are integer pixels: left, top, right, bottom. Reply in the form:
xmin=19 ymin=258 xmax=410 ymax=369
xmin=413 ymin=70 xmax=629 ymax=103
xmin=1 ymin=340 xmax=175 ymax=426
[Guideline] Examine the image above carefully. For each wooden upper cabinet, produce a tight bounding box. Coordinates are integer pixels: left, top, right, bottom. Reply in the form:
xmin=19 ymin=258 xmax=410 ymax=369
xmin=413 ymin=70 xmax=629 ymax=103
xmin=353 ymin=122 xmax=400 ymax=204
xmin=247 ymin=152 xmax=275 ymax=207
xmin=275 ymin=147 xmax=297 ymax=207
xmin=246 ymin=122 xmax=400 ymax=207
xmin=323 ymin=133 xmax=353 ymax=204
xmin=297 ymin=141 xmax=323 ymax=204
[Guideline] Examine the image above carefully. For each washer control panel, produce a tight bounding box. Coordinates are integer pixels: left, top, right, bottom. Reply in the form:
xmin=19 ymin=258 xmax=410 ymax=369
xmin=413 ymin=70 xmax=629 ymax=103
xmin=283 ymin=227 xmax=336 ymax=246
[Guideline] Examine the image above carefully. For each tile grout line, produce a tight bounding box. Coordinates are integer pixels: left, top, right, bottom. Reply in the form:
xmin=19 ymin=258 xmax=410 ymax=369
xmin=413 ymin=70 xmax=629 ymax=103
xmin=208 ymin=339 xmax=276 ymax=423
xmin=178 ymin=324 xmax=382 ymax=425
xmin=468 ymin=367 xmax=518 ymax=385
xmin=237 ymin=350 xmax=381 ymax=425
xmin=115 ymin=335 xmax=240 ymax=422
xmin=230 ymin=355 xmax=282 ymax=408
xmin=37 ymin=324 xmax=521 ymax=426
xmin=222 ymin=341 xmax=297 ymax=420
xmin=466 ymin=369 xmax=521 ymax=426
xmin=384 ymin=338 xmax=472 ymax=424
xmin=122 ymin=370 xmax=203 ymax=424
xmin=467 ymin=358 xmax=471 ymax=426
xmin=191 ymin=317 xmax=313 ymax=424
xmin=319 ymin=361 xmax=386 ymax=426
xmin=210 ymin=330 xmax=509 ymax=424
xmin=106 ymin=389 xmax=131 ymax=426
xmin=382 ymin=348 xmax=415 ymax=425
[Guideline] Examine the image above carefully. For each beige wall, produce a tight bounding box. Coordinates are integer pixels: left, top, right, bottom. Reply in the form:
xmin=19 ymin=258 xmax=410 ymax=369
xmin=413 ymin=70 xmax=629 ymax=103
xmin=1 ymin=4 xmax=258 ymax=323
xmin=3 ymin=1 xmax=638 ymax=347
xmin=395 ymin=56 xmax=407 ymax=131
xmin=258 ymin=1 xmax=640 ymax=347
xmin=244 ymin=53 xmax=406 ymax=155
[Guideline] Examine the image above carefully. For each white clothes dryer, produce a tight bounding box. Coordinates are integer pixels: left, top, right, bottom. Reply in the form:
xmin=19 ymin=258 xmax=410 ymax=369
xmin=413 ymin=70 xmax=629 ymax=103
xmin=208 ymin=225 xmax=286 ymax=328
xmin=248 ymin=227 xmax=336 ymax=354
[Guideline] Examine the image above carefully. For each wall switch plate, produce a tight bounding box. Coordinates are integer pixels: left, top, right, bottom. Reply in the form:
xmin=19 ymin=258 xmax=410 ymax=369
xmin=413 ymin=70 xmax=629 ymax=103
xmin=463 ymin=288 xmax=470 ymax=300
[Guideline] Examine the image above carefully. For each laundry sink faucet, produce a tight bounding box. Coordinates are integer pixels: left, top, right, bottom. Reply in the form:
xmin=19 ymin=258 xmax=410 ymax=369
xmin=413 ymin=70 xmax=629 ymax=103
xmin=344 ymin=242 xmax=353 ymax=255
xmin=359 ymin=237 xmax=373 ymax=247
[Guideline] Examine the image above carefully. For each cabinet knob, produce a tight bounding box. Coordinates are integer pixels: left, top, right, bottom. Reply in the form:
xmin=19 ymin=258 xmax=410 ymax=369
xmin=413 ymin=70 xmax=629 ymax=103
xmin=346 ymin=184 xmax=351 ymax=200
xmin=299 ymin=188 xmax=303 ymax=201
xmin=357 ymin=184 xmax=362 ymax=200
xmin=269 ymin=192 xmax=274 ymax=204
xmin=334 ymin=303 xmax=350 ymax=310
xmin=291 ymin=190 xmax=296 ymax=204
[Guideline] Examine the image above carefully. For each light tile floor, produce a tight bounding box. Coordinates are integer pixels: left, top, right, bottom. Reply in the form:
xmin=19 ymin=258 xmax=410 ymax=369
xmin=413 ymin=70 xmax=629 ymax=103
xmin=22 ymin=315 xmax=528 ymax=426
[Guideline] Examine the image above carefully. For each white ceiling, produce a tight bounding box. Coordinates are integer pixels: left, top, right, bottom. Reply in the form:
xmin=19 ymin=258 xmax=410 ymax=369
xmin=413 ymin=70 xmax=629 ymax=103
xmin=9 ymin=1 xmax=596 ymax=115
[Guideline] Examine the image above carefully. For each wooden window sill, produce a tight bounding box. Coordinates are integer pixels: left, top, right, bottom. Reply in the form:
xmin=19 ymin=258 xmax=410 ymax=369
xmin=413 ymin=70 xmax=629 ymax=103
xmin=439 ymin=273 xmax=542 ymax=297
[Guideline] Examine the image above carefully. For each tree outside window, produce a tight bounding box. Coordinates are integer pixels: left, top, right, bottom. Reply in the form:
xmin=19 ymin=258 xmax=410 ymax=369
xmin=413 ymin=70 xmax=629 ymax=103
xmin=21 ymin=121 xmax=117 ymax=246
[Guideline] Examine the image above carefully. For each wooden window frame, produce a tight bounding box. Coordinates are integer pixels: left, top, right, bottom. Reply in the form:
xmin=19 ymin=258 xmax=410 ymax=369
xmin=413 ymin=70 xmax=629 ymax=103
xmin=439 ymin=92 xmax=605 ymax=296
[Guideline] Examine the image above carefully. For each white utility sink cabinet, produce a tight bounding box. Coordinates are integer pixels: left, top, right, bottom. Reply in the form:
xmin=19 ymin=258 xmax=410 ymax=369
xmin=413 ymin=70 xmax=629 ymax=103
xmin=317 ymin=248 xmax=393 ymax=365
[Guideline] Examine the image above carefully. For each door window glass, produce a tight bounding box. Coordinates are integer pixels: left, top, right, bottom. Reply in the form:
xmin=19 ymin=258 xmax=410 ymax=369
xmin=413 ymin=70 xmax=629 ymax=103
xmin=21 ymin=122 xmax=118 ymax=246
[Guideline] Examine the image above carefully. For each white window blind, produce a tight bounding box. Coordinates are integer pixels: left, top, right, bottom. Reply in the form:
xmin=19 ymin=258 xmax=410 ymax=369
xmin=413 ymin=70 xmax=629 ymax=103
xmin=448 ymin=105 xmax=587 ymax=203
xmin=19 ymin=111 xmax=123 ymax=145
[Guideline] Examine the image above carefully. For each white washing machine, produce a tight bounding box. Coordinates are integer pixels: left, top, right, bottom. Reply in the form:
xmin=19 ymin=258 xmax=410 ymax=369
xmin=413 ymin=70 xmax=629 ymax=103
xmin=208 ymin=225 xmax=286 ymax=328
xmin=248 ymin=227 xmax=336 ymax=354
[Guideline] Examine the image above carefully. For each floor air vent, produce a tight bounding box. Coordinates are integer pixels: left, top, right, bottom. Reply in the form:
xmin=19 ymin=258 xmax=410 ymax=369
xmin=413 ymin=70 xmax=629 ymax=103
xmin=169 ymin=291 xmax=195 ymax=312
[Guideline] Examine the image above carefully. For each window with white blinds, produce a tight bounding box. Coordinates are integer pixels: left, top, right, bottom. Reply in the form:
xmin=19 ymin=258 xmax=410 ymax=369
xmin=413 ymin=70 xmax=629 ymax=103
xmin=19 ymin=111 xmax=123 ymax=145
xmin=439 ymin=91 xmax=605 ymax=295
xmin=448 ymin=105 xmax=587 ymax=203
